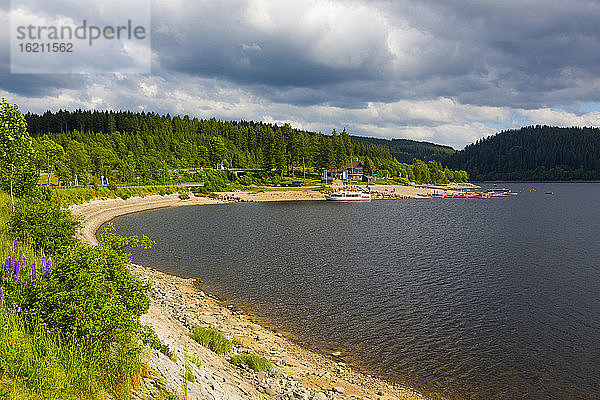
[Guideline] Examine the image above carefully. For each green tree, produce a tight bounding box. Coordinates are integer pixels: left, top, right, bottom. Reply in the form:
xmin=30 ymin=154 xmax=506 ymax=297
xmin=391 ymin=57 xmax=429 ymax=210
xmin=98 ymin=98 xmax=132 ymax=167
xmin=63 ymin=140 xmax=89 ymax=183
xmin=0 ymin=99 xmax=38 ymax=210
xmin=39 ymin=139 xmax=65 ymax=185
xmin=208 ymin=136 xmax=226 ymax=167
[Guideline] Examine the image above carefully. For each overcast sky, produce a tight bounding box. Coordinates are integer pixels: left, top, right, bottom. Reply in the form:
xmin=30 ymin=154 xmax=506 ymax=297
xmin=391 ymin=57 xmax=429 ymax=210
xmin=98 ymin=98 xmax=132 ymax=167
xmin=2 ymin=0 xmax=600 ymax=148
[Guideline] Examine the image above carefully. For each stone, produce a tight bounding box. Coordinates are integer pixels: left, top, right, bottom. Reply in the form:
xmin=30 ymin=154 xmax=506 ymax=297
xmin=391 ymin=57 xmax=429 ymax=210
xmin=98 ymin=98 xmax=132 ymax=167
xmin=257 ymin=371 xmax=267 ymax=383
xmin=332 ymin=386 xmax=345 ymax=394
xmin=311 ymin=392 xmax=328 ymax=400
xmin=331 ymin=351 xmax=341 ymax=357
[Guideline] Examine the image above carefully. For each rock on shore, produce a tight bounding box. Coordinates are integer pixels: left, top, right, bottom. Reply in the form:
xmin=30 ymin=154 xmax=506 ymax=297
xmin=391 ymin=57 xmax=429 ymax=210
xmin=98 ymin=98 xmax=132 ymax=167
xmin=130 ymin=264 xmax=426 ymax=400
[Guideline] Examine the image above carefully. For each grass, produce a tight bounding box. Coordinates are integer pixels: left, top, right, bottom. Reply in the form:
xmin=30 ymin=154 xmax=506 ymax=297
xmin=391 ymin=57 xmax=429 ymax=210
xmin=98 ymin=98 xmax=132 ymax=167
xmin=191 ymin=327 xmax=233 ymax=355
xmin=140 ymin=325 xmax=175 ymax=361
xmin=0 ymin=310 xmax=102 ymax=399
xmin=0 ymin=309 xmax=143 ymax=400
xmin=229 ymin=353 xmax=274 ymax=373
xmin=53 ymin=185 xmax=187 ymax=206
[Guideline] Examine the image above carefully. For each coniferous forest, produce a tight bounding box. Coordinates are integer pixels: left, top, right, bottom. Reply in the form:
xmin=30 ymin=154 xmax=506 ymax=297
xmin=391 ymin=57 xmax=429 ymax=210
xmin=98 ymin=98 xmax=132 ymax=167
xmin=24 ymin=109 xmax=468 ymax=185
xmin=445 ymin=126 xmax=600 ymax=180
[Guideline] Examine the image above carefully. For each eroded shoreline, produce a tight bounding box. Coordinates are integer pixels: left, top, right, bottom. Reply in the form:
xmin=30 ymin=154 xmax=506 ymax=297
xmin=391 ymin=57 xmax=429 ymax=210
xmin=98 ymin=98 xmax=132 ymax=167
xmin=72 ymin=191 xmax=431 ymax=400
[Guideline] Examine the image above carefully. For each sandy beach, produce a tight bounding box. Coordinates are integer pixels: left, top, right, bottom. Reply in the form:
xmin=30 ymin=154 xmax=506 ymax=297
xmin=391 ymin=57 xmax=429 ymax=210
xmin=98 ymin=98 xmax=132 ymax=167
xmin=72 ymin=190 xmax=434 ymax=400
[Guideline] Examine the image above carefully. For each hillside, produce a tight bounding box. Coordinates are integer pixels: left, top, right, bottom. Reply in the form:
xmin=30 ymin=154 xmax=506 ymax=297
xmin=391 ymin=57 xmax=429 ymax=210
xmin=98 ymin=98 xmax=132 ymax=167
xmin=351 ymin=136 xmax=456 ymax=163
xmin=445 ymin=126 xmax=600 ymax=180
xmin=23 ymin=109 xmax=468 ymax=185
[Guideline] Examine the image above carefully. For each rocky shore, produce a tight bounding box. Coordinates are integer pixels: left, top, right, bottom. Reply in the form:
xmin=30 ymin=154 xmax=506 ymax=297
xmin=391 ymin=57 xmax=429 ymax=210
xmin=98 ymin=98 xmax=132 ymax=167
xmin=130 ymin=264 xmax=425 ymax=400
xmin=71 ymin=190 xmax=434 ymax=400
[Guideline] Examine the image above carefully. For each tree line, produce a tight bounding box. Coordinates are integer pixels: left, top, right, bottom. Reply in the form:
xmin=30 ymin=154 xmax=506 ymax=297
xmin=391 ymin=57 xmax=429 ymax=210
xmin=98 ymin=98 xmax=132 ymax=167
xmin=23 ymin=109 xmax=468 ymax=185
xmin=445 ymin=125 xmax=600 ymax=180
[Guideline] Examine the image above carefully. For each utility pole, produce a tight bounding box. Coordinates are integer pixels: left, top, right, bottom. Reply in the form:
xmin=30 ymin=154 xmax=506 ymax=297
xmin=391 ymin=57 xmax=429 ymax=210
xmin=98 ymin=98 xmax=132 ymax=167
xmin=303 ymin=157 xmax=306 ymax=180
xmin=47 ymin=154 xmax=51 ymax=186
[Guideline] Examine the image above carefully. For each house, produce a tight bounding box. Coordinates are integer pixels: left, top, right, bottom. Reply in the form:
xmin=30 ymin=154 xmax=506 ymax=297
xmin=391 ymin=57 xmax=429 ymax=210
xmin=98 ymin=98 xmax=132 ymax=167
xmin=322 ymin=159 xmax=364 ymax=182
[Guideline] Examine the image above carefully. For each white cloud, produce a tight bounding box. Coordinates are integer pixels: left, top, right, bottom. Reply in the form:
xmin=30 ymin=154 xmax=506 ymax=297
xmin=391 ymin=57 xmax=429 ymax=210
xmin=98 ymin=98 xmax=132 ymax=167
xmin=517 ymin=108 xmax=600 ymax=127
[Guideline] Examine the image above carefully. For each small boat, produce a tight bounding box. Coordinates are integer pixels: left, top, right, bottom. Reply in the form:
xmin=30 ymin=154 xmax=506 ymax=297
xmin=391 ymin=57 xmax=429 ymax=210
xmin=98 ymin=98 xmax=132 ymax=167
xmin=545 ymin=191 xmax=553 ymax=195
xmin=325 ymin=190 xmax=371 ymax=202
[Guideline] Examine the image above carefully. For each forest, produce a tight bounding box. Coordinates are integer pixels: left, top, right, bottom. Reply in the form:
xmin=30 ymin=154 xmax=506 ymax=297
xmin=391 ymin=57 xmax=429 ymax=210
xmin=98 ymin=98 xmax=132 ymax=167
xmin=445 ymin=126 xmax=600 ymax=180
xmin=352 ymin=136 xmax=456 ymax=163
xmin=24 ymin=109 xmax=468 ymax=186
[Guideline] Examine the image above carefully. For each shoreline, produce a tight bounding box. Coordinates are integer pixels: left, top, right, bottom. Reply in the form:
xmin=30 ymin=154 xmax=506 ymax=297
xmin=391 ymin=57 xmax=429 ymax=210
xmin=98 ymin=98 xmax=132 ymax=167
xmin=72 ymin=190 xmax=432 ymax=400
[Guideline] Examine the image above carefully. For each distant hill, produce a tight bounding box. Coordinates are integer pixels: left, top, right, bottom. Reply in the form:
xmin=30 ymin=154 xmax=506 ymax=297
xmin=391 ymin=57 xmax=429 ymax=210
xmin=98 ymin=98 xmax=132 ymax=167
xmin=350 ymin=136 xmax=456 ymax=163
xmin=445 ymin=126 xmax=600 ymax=180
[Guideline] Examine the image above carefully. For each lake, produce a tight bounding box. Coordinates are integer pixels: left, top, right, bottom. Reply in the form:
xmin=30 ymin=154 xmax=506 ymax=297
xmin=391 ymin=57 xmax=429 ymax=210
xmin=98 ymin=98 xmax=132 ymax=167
xmin=104 ymin=183 xmax=600 ymax=399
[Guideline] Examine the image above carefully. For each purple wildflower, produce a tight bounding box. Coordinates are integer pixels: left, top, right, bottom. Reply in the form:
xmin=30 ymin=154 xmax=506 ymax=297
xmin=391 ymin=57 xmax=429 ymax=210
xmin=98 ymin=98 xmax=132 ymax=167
xmin=0 ymin=287 xmax=3 ymax=308
xmin=46 ymin=259 xmax=51 ymax=277
xmin=32 ymin=262 xmax=37 ymax=283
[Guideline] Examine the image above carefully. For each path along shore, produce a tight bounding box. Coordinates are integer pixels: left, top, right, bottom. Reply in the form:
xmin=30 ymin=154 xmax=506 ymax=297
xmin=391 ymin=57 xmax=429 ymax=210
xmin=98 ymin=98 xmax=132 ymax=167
xmin=71 ymin=190 xmax=436 ymax=400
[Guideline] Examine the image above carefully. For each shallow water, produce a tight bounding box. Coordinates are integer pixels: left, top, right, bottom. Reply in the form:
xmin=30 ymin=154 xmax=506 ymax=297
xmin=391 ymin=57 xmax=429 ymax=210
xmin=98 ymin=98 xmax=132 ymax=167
xmin=105 ymin=183 xmax=600 ymax=399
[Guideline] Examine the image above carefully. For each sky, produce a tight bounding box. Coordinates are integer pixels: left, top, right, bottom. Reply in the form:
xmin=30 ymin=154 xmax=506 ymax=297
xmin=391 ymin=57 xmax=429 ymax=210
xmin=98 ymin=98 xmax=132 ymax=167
xmin=2 ymin=0 xmax=600 ymax=149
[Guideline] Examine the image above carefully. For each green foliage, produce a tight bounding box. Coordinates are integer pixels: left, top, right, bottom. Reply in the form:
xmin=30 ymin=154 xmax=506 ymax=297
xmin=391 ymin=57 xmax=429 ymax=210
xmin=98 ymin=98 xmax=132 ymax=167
xmin=229 ymin=353 xmax=274 ymax=373
xmin=353 ymin=135 xmax=456 ymax=163
xmin=0 ymin=310 xmax=102 ymax=399
xmin=8 ymin=196 xmax=78 ymax=255
xmin=23 ymin=109 xmax=421 ymax=182
xmin=0 ymin=99 xmax=39 ymax=200
xmin=446 ymin=125 xmax=600 ymax=180
xmin=140 ymin=325 xmax=174 ymax=360
xmin=20 ymin=225 xmax=152 ymax=345
xmin=0 ymin=309 xmax=141 ymax=400
xmin=191 ymin=326 xmax=233 ymax=355
xmin=53 ymin=185 xmax=187 ymax=206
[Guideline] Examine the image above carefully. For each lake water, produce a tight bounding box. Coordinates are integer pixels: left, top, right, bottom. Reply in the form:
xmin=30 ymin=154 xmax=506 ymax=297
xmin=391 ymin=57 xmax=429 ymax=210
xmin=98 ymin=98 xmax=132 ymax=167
xmin=104 ymin=183 xmax=600 ymax=399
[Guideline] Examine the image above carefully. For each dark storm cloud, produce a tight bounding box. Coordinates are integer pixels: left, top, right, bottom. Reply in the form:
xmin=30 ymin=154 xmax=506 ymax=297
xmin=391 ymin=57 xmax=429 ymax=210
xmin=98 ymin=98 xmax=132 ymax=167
xmin=143 ymin=0 xmax=600 ymax=109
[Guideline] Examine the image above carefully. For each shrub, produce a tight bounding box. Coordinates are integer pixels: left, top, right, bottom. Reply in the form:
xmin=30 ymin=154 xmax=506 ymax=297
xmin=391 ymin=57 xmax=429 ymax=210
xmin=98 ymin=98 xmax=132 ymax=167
xmin=178 ymin=192 xmax=190 ymax=200
xmin=229 ymin=353 xmax=274 ymax=373
xmin=8 ymin=197 xmax=78 ymax=255
xmin=140 ymin=325 xmax=174 ymax=360
xmin=191 ymin=327 xmax=232 ymax=354
xmin=18 ymin=226 xmax=152 ymax=345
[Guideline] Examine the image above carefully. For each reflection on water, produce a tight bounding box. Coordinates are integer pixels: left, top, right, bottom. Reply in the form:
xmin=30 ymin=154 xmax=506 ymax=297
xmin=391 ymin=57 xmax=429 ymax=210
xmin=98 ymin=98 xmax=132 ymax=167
xmin=106 ymin=183 xmax=600 ymax=399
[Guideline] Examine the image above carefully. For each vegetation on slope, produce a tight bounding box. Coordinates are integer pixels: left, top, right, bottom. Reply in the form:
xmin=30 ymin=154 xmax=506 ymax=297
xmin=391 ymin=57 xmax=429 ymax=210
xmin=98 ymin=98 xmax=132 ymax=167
xmin=24 ymin=109 xmax=468 ymax=185
xmin=446 ymin=125 xmax=600 ymax=180
xmin=0 ymin=99 xmax=154 ymax=399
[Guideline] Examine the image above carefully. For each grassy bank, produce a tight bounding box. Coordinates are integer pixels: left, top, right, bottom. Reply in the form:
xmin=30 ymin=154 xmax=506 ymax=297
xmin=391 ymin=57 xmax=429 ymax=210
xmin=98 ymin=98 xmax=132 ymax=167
xmin=53 ymin=185 xmax=187 ymax=206
xmin=0 ymin=187 xmax=152 ymax=399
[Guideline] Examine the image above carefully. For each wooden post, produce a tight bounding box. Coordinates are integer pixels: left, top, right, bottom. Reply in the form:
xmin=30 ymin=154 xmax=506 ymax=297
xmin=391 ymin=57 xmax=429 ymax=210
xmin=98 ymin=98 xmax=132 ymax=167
xmin=10 ymin=164 xmax=14 ymax=213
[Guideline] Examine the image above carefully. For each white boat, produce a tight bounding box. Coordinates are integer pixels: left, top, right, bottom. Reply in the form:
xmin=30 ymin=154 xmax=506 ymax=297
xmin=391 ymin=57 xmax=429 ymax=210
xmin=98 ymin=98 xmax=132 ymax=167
xmin=325 ymin=190 xmax=371 ymax=201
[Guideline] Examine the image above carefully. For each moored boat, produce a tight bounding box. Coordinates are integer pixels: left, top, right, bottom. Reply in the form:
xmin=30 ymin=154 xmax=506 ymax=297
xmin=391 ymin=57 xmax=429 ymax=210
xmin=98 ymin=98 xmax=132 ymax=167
xmin=325 ymin=190 xmax=371 ymax=201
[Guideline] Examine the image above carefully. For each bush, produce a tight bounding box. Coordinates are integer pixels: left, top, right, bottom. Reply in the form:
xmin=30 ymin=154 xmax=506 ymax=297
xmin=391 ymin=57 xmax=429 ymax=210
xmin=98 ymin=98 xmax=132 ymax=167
xmin=229 ymin=353 xmax=274 ymax=372
xmin=140 ymin=325 xmax=174 ymax=361
xmin=26 ymin=230 xmax=151 ymax=345
xmin=8 ymin=197 xmax=78 ymax=255
xmin=178 ymin=192 xmax=190 ymax=200
xmin=191 ymin=327 xmax=232 ymax=354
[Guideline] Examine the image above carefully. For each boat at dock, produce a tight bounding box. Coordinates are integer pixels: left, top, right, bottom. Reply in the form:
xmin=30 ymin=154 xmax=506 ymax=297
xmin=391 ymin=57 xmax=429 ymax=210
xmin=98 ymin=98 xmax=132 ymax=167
xmin=325 ymin=191 xmax=371 ymax=202
xmin=427 ymin=187 xmax=518 ymax=198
